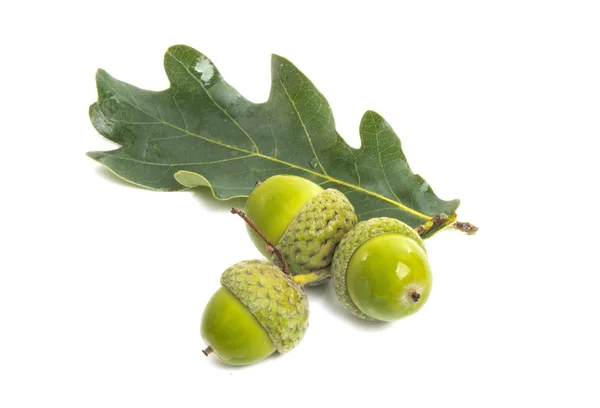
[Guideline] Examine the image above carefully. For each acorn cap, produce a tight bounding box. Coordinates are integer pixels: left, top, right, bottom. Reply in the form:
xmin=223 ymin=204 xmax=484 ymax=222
xmin=272 ymin=189 xmax=357 ymax=286
xmin=221 ymin=260 xmax=309 ymax=353
xmin=331 ymin=217 xmax=426 ymax=320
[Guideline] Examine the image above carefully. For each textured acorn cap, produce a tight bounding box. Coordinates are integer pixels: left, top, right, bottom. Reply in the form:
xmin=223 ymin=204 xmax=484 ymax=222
xmin=331 ymin=217 xmax=426 ymax=320
xmin=221 ymin=260 xmax=309 ymax=353
xmin=272 ymin=189 xmax=357 ymax=286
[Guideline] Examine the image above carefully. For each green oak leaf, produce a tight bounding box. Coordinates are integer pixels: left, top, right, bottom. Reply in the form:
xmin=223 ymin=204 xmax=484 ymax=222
xmin=88 ymin=45 xmax=460 ymax=237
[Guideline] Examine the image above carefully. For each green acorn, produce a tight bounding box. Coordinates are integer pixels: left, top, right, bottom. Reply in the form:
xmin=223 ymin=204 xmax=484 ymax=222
xmin=332 ymin=217 xmax=432 ymax=322
xmin=201 ymin=260 xmax=309 ymax=366
xmin=244 ymin=175 xmax=357 ymax=286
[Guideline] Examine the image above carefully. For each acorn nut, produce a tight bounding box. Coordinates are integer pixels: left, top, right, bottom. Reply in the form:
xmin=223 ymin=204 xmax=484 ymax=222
xmin=332 ymin=217 xmax=432 ymax=321
xmin=201 ymin=260 xmax=309 ymax=366
xmin=244 ymin=175 xmax=357 ymax=286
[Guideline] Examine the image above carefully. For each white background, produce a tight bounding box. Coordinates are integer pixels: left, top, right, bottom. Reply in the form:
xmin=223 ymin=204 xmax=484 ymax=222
xmin=2 ymin=1 xmax=599 ymax=407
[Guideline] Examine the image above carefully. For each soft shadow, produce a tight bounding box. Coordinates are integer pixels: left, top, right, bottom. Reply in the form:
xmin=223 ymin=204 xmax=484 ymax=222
xmin=191 ymin=187 xmax=247 ymax=212
xmin=304 ymin=282 xmax=390 ymax=331
xmin=201 ymin=348 xmax=283 ymax=371
xmin=95 ymin=166 xmax=248 ymax=211
xmin=203 ymin=354 xmax=253 ymax=371
xmin=302 ymin=281 xmax=330 ymax=300
xmin=94 ymin=166 xmax=147 ymax=190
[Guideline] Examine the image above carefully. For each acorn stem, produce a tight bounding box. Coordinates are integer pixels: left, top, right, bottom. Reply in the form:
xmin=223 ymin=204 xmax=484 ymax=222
xmin=414 ymin=214 xmax=449 ymax=236
xmin=231 ymin=208 xmax=292 ymax=276
xmin=202 ymin=346 xmax=213 ymax=356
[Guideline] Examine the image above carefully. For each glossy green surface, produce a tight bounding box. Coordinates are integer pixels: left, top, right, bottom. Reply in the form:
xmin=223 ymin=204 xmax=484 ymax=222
xmin=201 ymin=287 xmax=275 ymax=366
xmin=88 ymin=45 xmax=460 ymax=238
xmin=346 ymin=234 xmax=432 ymax=322
xmin=244 ymin=175 xmax=323 ymax=258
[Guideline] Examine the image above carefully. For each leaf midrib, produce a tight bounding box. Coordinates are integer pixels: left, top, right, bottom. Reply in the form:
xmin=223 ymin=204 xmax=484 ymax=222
xmin=101 ymin=71 xmax=432 ymax=222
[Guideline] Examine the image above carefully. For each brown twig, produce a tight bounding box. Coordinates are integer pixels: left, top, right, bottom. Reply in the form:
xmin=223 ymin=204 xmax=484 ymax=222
xmin=202 ymin=346 xmax=213 ymax=356
xmin=231 ymin=208 xmax=291 ymax=276
xmin=453 ymin=221 xmax=479 ymax=235
xmin=415 ymin=214 xmax=449 ymax=237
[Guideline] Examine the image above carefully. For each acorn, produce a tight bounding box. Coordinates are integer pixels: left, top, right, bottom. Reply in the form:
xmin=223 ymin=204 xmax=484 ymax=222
xmin=201 ymin=260 xmax=309 ymax=366
xmin=244 ymin=175 xmax=357 ymax=286
xmin=332 ymin=217 xmax=432 ymax=321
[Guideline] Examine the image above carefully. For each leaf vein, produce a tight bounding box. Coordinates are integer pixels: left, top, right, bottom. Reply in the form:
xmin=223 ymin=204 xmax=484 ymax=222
xmin=373 ymin=114 xmax=403 ymax=205
xmin=166 ymin=50 xmax=260 ymax=154
xmin=278 ymin=77 xmax=329 ymax=177
xmin=106 ymin=153 xmax=255 ymax=167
